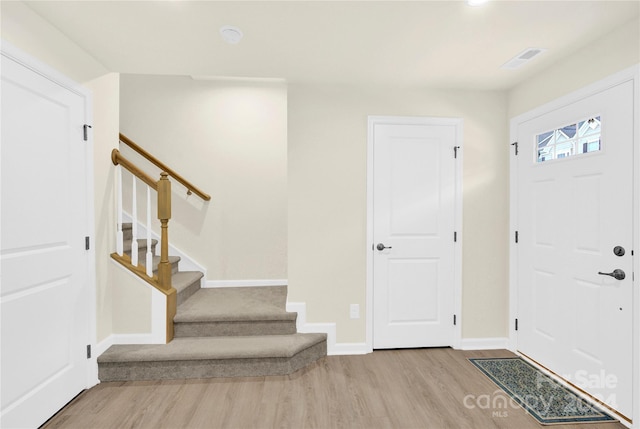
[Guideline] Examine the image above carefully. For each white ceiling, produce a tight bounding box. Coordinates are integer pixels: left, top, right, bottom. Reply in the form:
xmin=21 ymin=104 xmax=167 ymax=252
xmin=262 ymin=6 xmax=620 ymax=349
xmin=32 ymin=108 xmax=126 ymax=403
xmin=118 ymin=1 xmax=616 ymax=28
xmin=22 ymin=1 xmax=640 ymax=90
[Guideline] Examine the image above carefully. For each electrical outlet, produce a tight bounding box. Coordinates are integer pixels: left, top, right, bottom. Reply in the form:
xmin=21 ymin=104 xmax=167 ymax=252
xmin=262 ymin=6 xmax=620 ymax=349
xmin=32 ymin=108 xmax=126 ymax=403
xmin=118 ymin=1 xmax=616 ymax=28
xmin=350 ymin=304 xmax=360 ymax=319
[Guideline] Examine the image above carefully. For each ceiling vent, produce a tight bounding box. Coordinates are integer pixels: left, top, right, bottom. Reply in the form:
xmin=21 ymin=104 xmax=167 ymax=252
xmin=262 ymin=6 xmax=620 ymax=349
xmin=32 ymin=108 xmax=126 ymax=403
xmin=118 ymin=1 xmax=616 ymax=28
xmin=501 ymin=48 xmax=546 ymax=70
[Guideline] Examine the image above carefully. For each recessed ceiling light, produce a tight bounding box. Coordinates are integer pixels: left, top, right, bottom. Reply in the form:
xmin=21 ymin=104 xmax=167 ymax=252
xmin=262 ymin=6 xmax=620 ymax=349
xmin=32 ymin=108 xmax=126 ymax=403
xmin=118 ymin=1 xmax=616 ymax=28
xmin=191 ymin=75 xmax=286 ymax=84
xmin=220 ymin=26 xmax=243 ymax=44
xmin=467 ymin=0 xmax=489 ymax=6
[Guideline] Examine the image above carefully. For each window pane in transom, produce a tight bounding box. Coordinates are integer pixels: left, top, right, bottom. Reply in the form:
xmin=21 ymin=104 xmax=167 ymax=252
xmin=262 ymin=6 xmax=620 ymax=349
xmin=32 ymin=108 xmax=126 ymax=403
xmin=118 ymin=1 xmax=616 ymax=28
xmin=535 ymin=116 xmax=601 ymax=163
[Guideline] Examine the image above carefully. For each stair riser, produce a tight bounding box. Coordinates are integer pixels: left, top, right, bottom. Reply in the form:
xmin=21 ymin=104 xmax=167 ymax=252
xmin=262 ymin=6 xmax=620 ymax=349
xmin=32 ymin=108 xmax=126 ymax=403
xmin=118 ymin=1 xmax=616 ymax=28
xmin=174 ymin=321 xmax=297 ymax=338
xmin=98 ymin=341 xmax=326 ymax=382
xmin=164 ymin=262 xmax=180 ymax=276
xmin=176 ymin=279 xmax=201 ymax=307
xmin=151 ymin=259 xmax=179 ymax=275
xmin=125 ymin=258 xmax=179 ymax=275
xmin=122 ymin=229 xmax=157 ymax=256
xmin=125 ymin=246 xmax=156 ymax=266
xmin=122 ymin=225 xmax=132 ymax=242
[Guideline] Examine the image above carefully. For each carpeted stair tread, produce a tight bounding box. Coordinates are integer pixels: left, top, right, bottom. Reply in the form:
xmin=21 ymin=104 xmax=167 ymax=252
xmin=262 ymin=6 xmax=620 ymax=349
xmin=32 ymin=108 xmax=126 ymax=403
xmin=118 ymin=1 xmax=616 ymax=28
xmin=172 ymin=271 xmax=204 ymax=295
xmin=98 ymin=333 xmax=327 ymax=362
xmin=150 ymin=255 xmax=180 ymax=267
xmin=175 ymin=287 xmax=296 ymax=323
xmin=123 ymin=238 xmax=158 ymax=253
xmin=137 ymin=255 xmax=181 ymax=275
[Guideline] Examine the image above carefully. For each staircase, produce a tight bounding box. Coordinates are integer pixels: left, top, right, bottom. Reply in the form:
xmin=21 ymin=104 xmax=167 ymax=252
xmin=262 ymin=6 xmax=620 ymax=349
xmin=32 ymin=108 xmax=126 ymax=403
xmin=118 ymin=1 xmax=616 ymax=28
xmin=98 ymin=223 xmax=327 ymax=381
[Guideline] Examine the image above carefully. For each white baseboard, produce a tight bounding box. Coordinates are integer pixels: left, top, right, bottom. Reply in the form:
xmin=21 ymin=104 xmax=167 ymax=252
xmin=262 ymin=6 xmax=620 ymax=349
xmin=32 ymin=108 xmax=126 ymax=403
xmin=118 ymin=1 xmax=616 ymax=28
xmin=95 ymin=336 xmax=114 ymax=358
xmin=286 ymin=301 xmax=369 ymax=356
xmin=150 ymin=287 xmax=167 ymax=343
xmin=331 ymin=342 xmax=369 ymax=355
xmin=458 ymin=337 xmax=509 ymax=351
xmin=205 ymin=279 xmax=288 ymax=288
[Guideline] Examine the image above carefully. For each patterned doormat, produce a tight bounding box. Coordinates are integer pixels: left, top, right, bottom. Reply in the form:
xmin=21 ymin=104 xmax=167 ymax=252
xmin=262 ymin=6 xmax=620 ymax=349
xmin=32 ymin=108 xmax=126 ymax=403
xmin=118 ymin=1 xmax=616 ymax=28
xmin=469 ymin=357 xmax=617 ymax=425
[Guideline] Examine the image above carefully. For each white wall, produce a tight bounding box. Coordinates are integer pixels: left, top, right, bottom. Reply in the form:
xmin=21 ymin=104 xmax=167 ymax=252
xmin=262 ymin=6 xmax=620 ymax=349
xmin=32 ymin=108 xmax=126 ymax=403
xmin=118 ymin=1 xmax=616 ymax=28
xmin=84 ymin=73 xmax=118 ymax=341
xmin=2 ymin=2 xmax=156 ymax=342
xmin=119 ymin=75 xmax=288 ymax=282
xmin=508 ymin=17 xmax=640 ymax=118
xmin=288 ymin=84 xmax=508 ymax=343
xmin=7 ymin=0 xmax=637 ymax=349
xmin=84 ymin=73 xmax=155 ymax=340
xmin=1 ymin=1 xmax=107 ymax=83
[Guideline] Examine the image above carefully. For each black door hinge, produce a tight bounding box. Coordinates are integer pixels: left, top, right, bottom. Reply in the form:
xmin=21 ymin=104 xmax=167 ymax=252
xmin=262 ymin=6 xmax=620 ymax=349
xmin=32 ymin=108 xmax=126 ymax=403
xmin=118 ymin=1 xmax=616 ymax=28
xmin=454 ymin=146 xmax=461 ymax=159
xmin=86 ymin=345 xmax=92 ymax=359
xmin=85 ymin=236 xmax=90 ymax=250
xmin=454 ymin=231 xmax=457 ymax=242
xmin=83 ymin=124 xmax=92 ymax=141
xmin=515 ymin=319 xmax=519 ymax=331
xmin=515 ymin=231 xmax=519 ymax=243
xmin=511 ymin=142 xmax=518 ymax=156
xmin=453 ymin=314 xmax=457 ymax=326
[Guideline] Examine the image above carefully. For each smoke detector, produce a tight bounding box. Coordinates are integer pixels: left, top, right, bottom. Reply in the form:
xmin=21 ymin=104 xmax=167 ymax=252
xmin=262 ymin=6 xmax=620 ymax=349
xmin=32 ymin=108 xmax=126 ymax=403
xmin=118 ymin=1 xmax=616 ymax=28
xmin=220 ymin=26 xmax=243 ymax=44
xmin=501 ymin=48 xmax=546 ymax=70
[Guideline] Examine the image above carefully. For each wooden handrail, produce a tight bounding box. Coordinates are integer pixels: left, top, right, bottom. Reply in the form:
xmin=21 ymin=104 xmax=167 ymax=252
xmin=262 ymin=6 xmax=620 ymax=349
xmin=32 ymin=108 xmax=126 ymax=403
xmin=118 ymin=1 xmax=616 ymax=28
xmin=111 ymin=149 xmax=157 ymax=190
xmin=119 ymin=133 xmax=211 ymax=201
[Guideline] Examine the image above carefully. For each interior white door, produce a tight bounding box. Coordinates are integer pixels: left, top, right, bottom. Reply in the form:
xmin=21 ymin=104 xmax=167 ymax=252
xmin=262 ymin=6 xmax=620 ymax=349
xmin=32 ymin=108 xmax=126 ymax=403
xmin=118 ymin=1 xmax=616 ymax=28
xmin=372 ymin=119 xmax=458 ymax=349
xmin=516 ymin=81 xmax=634 ymax=418
xmin=1 ymin=52 xmax=91 ymax=428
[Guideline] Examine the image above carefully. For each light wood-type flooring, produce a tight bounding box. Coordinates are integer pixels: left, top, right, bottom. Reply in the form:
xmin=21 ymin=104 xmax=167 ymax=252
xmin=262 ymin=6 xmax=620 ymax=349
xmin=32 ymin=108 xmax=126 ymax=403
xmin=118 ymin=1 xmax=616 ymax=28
xmin=42 ymin=348 xmax=626 ymax=429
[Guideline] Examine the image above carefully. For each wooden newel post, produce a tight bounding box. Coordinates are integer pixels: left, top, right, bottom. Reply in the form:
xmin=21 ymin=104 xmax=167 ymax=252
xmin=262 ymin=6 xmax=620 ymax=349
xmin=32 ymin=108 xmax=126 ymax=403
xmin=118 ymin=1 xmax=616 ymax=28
xmin=157 ymin=172 xmax=172 ymax=291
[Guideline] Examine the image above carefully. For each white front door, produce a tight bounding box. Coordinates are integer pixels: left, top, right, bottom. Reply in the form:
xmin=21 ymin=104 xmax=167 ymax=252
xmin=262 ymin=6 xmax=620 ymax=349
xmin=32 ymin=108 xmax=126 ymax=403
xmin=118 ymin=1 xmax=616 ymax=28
xmin=371 ymin=117 xmax=460 ymax=349
xmin=515 ymin=80 xmax=634 ymax=418
xmin=1 ymin=50 xmax=92 ymax=428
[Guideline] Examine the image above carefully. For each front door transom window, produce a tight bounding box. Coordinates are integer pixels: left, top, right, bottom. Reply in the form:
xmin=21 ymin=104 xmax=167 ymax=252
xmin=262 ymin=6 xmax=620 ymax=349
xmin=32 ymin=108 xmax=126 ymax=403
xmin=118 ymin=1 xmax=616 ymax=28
xmin=536 ymin=116 xmax=601 ymax=163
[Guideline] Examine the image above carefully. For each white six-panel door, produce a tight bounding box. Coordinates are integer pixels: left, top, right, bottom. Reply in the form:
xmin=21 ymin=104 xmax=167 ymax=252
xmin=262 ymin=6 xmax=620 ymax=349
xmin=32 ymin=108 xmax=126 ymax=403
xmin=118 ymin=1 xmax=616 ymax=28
xmin=1 ymin=49 xmax=92 ymax=428
xmin=371 ymin=118 xmax=461 ymax=349
xmin=515 ymin=80 xmax=634 ymax=419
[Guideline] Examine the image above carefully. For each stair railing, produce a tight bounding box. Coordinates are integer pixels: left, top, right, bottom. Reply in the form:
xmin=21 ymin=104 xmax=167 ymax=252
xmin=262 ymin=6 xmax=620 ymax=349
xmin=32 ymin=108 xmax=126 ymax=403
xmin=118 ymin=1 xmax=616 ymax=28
xmin=119 ymin=133 xmax=211 ymax=201
xmin=110 ymin=133 xmax=210 ymax=342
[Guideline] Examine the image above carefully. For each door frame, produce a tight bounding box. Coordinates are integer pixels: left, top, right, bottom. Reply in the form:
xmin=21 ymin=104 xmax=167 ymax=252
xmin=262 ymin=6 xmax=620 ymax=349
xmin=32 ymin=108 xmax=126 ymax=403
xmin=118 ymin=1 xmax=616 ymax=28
xmin=508 ymin=65 xmax=640 ymax=426
xmin=365 ymin=115 xmax=463 ymax=352
xmin=1 ymin=40 xmax=98 ymax=386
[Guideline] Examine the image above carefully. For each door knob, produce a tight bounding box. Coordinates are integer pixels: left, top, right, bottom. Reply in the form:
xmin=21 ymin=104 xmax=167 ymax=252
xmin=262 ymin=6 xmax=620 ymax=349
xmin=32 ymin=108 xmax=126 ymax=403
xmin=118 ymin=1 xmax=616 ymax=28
xmin=598 ymin=269 xmax=626 ymax=280
xmin=613 ymin=246 xmax=625 ymax=257
xmin=376 ymin=243 xmax=392 ymax=251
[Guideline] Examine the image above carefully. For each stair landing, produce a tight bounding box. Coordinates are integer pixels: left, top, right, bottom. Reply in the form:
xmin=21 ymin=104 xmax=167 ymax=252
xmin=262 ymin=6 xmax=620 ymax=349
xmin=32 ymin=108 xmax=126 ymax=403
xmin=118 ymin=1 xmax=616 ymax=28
xmin=98 ymin=333 xmax=327 ymax=380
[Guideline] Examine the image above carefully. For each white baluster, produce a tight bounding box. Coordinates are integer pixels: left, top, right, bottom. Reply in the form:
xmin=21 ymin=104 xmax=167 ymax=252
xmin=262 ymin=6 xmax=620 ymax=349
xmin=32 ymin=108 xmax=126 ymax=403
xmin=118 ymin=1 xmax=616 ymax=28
xmin=146 ymin=186 xmax=153 ymax=277
xmin=116 ymin=165 xmax=124 ymax=256
xmin=131 ymin=176 xmax=138 ymax=266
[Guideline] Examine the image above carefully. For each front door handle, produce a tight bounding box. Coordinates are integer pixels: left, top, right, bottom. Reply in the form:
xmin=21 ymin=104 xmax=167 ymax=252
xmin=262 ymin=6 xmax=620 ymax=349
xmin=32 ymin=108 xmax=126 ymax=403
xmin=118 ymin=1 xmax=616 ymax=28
xmin=376 ymin=243 xmax=392 ymax=251
xmin=598 ymin=269 xmax=626 ymax=280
